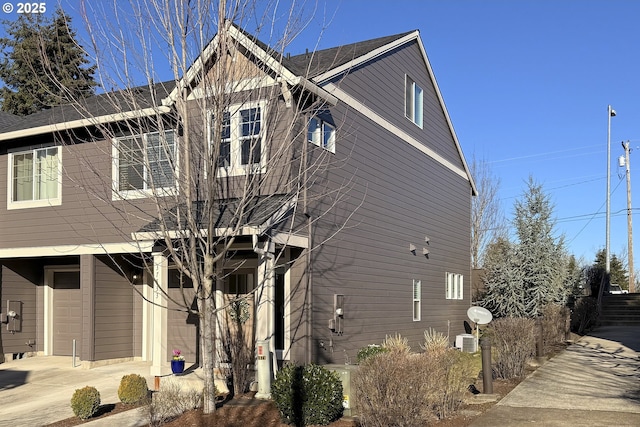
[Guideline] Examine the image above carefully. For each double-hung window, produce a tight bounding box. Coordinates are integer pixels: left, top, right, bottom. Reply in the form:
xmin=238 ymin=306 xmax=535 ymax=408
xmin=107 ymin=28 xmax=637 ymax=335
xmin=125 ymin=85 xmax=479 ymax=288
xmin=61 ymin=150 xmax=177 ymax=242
xmin=114 ymin=130 xmax=176 ymax=199
xmin=405 ymin=75 xmax=423 ymax=128
xmin=413 ymin=279 xmax=421 ymax=321
xmin=446 ymin=272 xmax=464 ymax=300
xmin=211 ymin=103 xmax=265 ymax=176
xmin=308 ymin=117 xmax=335 ymax=153
xmin=8 ymin=146 xmax=61 ymax=209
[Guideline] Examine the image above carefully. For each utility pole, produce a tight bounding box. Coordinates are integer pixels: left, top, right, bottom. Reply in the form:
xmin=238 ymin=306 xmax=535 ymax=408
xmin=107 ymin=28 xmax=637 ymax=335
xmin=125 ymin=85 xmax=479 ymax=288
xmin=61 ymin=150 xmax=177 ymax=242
xmin=606 ymin=105 xmax=616 ymax=275
xmin=622 ymin=141 xmax=635 ymax=292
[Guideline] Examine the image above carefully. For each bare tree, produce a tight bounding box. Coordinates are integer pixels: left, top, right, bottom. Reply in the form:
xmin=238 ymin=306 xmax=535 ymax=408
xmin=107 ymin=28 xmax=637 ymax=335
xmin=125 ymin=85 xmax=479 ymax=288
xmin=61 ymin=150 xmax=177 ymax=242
xmin=470 ymin=155 xmax=506 ymax=269
xmin=32 ymin=0 xmax=353 ymax=414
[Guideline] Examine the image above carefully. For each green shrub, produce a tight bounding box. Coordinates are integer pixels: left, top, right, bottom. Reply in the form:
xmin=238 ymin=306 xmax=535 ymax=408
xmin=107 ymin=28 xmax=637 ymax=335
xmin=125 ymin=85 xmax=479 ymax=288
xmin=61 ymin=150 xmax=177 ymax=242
xmin=356 ymin=344 xmax=387 ymax=363
xmin=118 ymin=373 xmax=149 ymax=404
xmin=271 ymin=363 xmax=343 ymax=426
xmin=70 ymin=386 xmax=101 ymax=420
xmin=487 ymin=317 xmax=535 ymax=379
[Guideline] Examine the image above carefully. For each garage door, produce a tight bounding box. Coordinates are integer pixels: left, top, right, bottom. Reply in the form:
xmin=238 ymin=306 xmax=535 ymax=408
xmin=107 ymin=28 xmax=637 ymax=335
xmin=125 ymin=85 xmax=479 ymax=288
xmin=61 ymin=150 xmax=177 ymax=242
xmin=52 ymin=270 xmax=82 ymax=356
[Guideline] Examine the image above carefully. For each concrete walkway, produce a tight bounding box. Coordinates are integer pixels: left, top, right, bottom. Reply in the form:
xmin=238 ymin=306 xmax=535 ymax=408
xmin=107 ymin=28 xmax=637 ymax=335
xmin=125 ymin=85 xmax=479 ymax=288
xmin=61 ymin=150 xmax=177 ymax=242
xmin=470 ymin=325 xmax=640 ymax=427
xmin=0 ymin=356 xmax=153 ymax=426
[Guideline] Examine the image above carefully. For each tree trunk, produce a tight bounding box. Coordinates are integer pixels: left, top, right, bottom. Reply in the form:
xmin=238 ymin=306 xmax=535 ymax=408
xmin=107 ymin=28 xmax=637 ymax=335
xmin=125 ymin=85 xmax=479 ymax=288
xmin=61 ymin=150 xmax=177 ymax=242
xmin=200 ymin=253 xmax=217 ymax=413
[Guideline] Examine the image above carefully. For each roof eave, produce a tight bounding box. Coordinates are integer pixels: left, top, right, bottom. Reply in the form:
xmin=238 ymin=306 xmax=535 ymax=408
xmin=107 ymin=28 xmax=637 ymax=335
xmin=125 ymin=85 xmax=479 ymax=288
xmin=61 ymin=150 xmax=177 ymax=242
xmin=0 ymin=106 xmax=171 ymax=142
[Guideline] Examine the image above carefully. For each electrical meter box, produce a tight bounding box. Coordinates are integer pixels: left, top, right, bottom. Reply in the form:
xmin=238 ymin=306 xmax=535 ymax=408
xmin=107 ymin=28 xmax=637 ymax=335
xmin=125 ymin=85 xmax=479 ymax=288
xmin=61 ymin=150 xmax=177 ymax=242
xmin=325 ymin=364 xmax=359 ymax=416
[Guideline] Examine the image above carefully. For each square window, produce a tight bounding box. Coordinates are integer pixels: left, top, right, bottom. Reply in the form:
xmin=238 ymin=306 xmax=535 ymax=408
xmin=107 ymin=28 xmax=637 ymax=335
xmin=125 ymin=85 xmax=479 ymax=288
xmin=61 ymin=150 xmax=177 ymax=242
xmin=405 ymin=75 xmax=423 ymax=128
xmin=115 ymin=130 xmax=177 ymax=198
xmin=8 ymin=146 xmax=61 ymax=209
xmin=308 ymin=116 xmax=335 ymax=153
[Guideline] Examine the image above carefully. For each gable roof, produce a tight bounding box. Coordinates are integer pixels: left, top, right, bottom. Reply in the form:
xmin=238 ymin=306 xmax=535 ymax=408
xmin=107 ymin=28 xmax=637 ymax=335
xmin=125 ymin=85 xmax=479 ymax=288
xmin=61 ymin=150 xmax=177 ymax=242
xmin=0 ymin=23 xmax=476 ymax=195
xmin=0 ymin=111 xmax=24 ymax=130
xmin=285 ymin=31 xmax=415 ymax=78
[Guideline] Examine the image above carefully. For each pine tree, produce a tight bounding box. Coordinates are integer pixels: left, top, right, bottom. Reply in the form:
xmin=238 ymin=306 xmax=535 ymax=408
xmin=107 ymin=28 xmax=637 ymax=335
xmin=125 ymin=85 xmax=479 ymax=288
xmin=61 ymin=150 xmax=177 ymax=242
xmin=588 ymin=249 xmax=628 ymax=293
xmin=0 ymin=8 xmax=96 ymax=115
xmin=481 ymin=237 xmax=527 ymax=317
xmin=481 ymin=177 xmax=571 ymax=318
xmin=514 ymin=177 xmax=569 ymax=316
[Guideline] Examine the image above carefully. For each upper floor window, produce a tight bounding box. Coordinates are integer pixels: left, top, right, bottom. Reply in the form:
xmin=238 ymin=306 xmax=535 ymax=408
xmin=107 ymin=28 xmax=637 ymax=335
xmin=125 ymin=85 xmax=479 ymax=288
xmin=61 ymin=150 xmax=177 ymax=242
xmin=446 ymin=272 xmax=464 ymax=300
xmin=405 ymin=75 xmax=423 ymax=128
xmin=114 ymin=130 xmax=177 ymax=199
xmin=8 ymin=146 xmax=62 ymax=210
xmin=308 ymin=117 xmax=335 ymax=153
xmin=211 ymin=103 xmax=265 ymax=176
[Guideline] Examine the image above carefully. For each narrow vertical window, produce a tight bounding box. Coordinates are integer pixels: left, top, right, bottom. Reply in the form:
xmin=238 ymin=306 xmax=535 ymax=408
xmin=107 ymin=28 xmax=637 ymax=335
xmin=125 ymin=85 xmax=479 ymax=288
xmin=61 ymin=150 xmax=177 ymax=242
xmin=405 ymin=75 xmax=423 ymax=128
xmin=413 ymin=279 xmax=421 ymax=321
xmin=240 ymin=107 xmax=261 ymax=165
xmin=446 ymin=272 xmax=463 ymax=300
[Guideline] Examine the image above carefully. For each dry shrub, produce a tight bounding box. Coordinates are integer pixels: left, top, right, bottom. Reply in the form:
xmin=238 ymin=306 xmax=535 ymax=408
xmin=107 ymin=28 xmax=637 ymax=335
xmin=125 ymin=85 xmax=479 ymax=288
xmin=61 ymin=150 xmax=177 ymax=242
xmin=354 ymin=349 xmax=474 ymax=426
xmin=541 ymin=304 xmax=570 ymax=354
xmin=487 ymin=317 xmax=535 ymax=379
xmin=148 ymin=380 xmax=202 ymax=426
xmin=382 ymin=333 xmax=411 ymax=354
xmin=421 ymin=328 xmax=449 ymax=355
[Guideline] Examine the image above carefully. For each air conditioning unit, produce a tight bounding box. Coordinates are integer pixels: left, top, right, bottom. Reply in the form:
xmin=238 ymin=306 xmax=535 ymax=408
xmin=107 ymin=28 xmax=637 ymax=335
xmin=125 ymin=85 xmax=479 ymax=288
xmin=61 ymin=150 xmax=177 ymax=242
xmin=455 ymin=333 xmax=477 ymax=353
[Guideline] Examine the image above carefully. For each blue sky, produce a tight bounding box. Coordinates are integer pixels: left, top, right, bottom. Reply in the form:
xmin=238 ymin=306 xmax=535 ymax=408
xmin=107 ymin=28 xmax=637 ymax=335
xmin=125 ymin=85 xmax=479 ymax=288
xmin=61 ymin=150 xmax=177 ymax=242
xmin=300 ymin=1 xmax=640 ymax=266
xmin=3 ymin=0 xmax=638 ymax=265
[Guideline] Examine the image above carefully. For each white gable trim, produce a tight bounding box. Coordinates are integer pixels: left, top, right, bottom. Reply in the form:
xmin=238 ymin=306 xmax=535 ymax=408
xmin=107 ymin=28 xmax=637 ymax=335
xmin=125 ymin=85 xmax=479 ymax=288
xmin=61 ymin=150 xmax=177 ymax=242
xmin=313 ymin=31 xmax=420 ymax=83
xmin=324 ymin=83 xmax=468 ymax=181
xmin=163 ymin=22 xmax=337 ymax=107
xmin=314 ymin=31 xmax=477 ymax=195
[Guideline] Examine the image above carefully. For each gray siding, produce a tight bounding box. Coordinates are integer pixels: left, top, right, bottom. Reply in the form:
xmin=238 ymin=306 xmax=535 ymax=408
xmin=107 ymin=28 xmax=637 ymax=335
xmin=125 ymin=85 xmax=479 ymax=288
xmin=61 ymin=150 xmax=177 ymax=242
xmin=0 ymin=263 xmax=38 ymax=354
xmin=327 ymin=40 xmax=463 ymax=169
xmin=303 ymin=43 xmax=472 ymax=363
xmin=0 ymin=140 xmax=159 ymax=250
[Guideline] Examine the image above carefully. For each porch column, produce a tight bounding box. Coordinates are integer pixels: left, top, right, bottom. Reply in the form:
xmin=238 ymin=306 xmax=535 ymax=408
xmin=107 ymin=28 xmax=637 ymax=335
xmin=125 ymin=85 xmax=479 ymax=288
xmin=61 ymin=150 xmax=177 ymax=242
xmin=151 ymin=251 xmax=169 ymax=376
xmin=255 ymin=240 xmax=276 ymax=376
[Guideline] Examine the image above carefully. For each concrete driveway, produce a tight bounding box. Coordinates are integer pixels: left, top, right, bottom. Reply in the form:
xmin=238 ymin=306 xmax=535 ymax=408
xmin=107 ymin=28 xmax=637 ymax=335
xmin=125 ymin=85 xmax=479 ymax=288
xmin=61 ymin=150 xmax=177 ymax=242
xmin=0 ymin=356 xmax=153 ymax=426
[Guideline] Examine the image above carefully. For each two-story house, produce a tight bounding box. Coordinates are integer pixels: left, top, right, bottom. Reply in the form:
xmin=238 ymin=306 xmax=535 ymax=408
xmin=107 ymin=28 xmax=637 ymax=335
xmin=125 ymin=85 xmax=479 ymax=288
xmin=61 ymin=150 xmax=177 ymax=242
xmin=0 ymin=22 xmax=476 ymax=376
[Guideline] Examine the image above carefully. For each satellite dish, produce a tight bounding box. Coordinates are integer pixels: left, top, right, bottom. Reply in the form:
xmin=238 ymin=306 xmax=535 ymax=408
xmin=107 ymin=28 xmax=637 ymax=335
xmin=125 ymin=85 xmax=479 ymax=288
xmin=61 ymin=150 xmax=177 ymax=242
xmin=467 ymin=306 xmax=493 ymax=325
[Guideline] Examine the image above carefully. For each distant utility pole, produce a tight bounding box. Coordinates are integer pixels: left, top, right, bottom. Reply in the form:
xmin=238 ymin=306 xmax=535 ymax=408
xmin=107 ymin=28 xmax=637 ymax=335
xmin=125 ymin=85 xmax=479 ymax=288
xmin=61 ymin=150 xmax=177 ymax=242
xmin=622 ymin=140 xmax=635 ymax=293
xmin=606 ymin=105 xmax=616 ymax=275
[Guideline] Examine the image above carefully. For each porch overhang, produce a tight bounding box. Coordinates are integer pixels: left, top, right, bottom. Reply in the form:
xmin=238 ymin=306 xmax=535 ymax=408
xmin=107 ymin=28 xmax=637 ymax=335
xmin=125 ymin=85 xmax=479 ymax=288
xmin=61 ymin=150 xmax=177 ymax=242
xmin=130 ymin=195 xmax=308 ymax=248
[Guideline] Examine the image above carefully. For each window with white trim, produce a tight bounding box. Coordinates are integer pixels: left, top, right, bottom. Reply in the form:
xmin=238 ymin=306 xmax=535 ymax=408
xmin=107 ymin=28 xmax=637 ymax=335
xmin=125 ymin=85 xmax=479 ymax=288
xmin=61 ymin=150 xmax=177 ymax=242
xmin=211 ymin=103 xmax=265 ymax=176
xmin=308 ymin=117 xmax=335 ymax=153
xmin=405 ymin=75 xmax=423 ymax=128
xmin=413 ymin=279 xmax=421 ymax=321
xmin=446 ymin=272 xmax=464 ymax=300
xmin=8 ymin=146 xmax=62 ymax=209
xmin=114 ymin=130 xmax=177 ymax=198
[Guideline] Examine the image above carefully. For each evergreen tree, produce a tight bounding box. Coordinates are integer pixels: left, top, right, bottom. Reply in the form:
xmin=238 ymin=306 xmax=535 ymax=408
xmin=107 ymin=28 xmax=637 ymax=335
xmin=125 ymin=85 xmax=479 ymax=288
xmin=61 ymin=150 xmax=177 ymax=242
xmin=481 ymin=237 xmax=527 ymax=317
xmin=481 ymin=177 xmax=571 ymax=318
xmin=514 ymin=177 xmax=569 ymax=316
xmin=0 ymin=8 xmax=96 ymax=115
xmin=587 ymin=249 xmax=628 ymax=293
